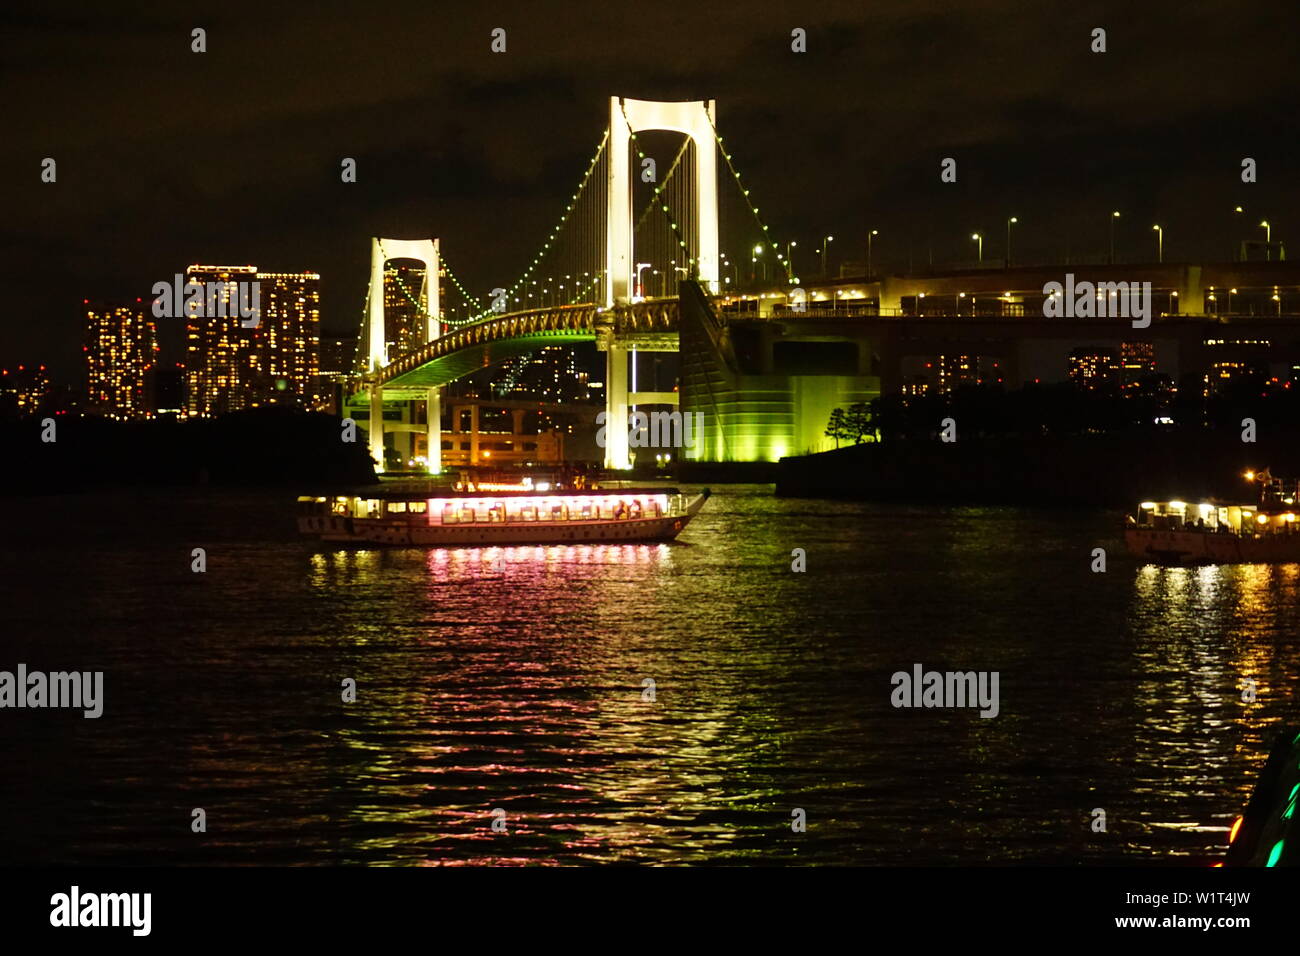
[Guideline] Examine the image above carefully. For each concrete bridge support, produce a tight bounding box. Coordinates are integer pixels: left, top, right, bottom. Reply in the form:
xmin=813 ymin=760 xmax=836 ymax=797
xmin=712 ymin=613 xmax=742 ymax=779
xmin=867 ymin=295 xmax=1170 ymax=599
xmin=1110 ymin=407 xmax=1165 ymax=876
xmin=368 ymin=237 xmax=443 ymax=474
xmin=426 ymin=386 xmax=441 ymax=473
xmin=368 ymin=383 xmax=385 ymax=474
xmin=1180 ymin=265 xmax=1205 ymax=315
xmin=604 ymin=344 xmax=630 ymax=469
xmin=607 ymin=97 xmax=719 ymax=306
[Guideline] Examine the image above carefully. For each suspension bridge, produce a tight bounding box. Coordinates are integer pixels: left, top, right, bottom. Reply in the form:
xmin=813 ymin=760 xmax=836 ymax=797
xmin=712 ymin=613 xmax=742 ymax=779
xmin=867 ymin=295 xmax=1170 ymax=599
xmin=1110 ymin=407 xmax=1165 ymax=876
xmin=349 ymin=96 xmax=799 ymax=472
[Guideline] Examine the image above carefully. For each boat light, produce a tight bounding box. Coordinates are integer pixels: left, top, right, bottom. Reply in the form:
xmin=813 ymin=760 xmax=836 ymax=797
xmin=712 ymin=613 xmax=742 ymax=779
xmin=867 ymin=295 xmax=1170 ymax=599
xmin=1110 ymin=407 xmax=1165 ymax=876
xmin=1245 ymin=470 xmax=1256 ymax=481
xmin=535 ymin=482 xmax=551 ymax=492
xmin=1257 ymin=514 xmax=1269 ymax=524
xmin=1169 ymin=501 xmax=1187 ymax=510
xmin=1229 ymin=816 xmax=1243 ymax=844
xmin=1286 ymin=514 xmax=1296 ymax=523
xmin=1140 ymin=502 xmax=1157 ymax=510
xmin=1198 ymin=503 xmax=1214 ymax=515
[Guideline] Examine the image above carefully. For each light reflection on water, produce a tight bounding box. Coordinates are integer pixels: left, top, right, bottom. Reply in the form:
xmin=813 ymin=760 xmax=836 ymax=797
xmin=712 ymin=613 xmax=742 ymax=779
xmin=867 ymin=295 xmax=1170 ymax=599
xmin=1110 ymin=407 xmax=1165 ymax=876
xmin=2 ymin=486 xmax=1299 ymax=865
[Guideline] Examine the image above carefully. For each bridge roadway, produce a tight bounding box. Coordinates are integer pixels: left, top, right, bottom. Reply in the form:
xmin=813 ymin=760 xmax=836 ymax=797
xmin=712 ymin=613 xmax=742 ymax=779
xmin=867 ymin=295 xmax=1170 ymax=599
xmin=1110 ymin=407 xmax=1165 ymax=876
xmin=355 ymin=287 xmax=1300 ymax=471
xmin=371 ymin=299 xmax=680 ymax=396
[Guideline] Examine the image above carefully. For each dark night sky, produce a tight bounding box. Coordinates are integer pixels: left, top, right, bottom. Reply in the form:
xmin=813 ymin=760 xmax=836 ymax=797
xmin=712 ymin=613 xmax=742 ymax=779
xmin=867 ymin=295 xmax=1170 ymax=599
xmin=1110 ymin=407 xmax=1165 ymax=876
xmin=3 ymin=0 xmax=1298 ymax=383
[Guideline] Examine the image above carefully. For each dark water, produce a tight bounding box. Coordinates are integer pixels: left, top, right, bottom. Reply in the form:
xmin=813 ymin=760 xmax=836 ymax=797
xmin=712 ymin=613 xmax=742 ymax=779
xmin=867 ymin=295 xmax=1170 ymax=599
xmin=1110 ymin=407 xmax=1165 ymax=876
xmin=3 ymin=485 xmax=1298 ymax=866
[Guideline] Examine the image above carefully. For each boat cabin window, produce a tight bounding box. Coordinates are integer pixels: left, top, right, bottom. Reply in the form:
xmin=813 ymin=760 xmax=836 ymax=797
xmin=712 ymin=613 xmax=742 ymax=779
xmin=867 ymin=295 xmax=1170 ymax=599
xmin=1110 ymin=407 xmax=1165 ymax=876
xmin=551 ymin=505 xmax=567 ymax=521
xmin=488 ymin=503 xmax=506 ymax=522
xmin=409 ymin=501 xmax=427 ymax=514
xmin=387 ymin=501 xmax=407 ymax=514
xmin=520 ymin=505 xmax=537 ymax=521
xmin=442 ymin=504 xmax=458 ymax=524
xmin=459 ymin=506 xmax=476 ymax=523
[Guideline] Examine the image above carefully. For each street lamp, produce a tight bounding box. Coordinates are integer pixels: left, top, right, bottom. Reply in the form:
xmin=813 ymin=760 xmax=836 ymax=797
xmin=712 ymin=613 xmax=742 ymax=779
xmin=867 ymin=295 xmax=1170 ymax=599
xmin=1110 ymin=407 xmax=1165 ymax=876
xmin=635 ymin=262 xmax=651 ymax=299
xmin=971 ymin=233 xmax=982 ymax=264
xmin=1110 ymin=211 xmax=1120 ymax=264
xmin=1261 ymin=221 xmax=1272 ymax=260
xmin=1152 ymin=224 xmax=1163 ymax=263
xmin=821 ymin=235 xmax=834 ymax=277
xmin=867 ymin=230 xmax=879 ymax=278
xmin=1006 ymin=217 xmax=1017 ymax=268
xmin=754 ymin=244 xmax=766 ymax=282
xmin=786 ymin=240 xmax=797 ymax=272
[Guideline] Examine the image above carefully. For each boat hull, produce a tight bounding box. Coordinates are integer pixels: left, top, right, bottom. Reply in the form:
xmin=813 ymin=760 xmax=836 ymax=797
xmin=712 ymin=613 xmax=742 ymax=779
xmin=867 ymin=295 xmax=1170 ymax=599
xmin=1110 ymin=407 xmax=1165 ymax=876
xmin=1125 ymin=527 xmax=1300 ymax=564
xmin=298 ymin=491 xmax=709 ymax=547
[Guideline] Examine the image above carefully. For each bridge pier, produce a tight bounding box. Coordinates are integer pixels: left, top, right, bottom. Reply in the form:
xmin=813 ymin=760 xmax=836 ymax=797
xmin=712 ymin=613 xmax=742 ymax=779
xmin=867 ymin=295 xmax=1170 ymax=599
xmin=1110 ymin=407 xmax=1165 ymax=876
xmin=425 ymin=386 xmax=441 ymax=474
xmin=469 ymin=404 xmax=480 ymax=465
xmin=368 ymin=383 xmax=385 ymax=474
xmin=604 ymin=344 xmax=631 ymax=469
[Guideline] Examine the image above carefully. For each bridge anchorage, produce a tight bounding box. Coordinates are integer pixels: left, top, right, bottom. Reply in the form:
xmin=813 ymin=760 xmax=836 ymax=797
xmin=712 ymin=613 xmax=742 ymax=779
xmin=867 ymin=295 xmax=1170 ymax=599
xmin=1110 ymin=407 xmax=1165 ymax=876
xmin=351 ymin=95 xmax=799 ymax=473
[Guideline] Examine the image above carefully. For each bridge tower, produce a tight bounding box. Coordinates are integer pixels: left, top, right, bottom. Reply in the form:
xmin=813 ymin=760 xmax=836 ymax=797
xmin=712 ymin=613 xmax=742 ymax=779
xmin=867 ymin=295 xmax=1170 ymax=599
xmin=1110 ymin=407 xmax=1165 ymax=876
xmin=366 ymin=237 xmax=442 ymax=474
xmin=604 ymin=96 xmax=719 ymax=469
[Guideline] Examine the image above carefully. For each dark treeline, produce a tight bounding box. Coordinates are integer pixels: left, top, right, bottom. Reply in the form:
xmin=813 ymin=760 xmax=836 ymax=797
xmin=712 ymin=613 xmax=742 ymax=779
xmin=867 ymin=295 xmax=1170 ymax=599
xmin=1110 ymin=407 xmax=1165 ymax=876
xmin=2 ymin=408 xmax=377 ymax=495
xmin=787 ymin=378 xmax=1300 ymax=506
xmin=837 ymin=374 xmax=1297 ymax=443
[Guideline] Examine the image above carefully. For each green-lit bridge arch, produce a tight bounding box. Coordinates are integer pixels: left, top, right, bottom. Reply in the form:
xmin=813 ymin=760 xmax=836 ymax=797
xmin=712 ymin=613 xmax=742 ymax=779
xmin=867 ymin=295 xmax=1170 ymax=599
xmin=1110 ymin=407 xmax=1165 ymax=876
xmin=367 ymin=298 xmax=681 ymax=393
xmin=353 ymin=297 xmax=683 ymax=473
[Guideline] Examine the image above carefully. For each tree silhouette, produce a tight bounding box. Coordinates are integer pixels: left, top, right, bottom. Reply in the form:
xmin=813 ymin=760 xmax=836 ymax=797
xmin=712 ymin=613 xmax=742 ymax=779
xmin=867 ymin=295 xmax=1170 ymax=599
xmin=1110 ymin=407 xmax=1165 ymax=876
xmin=826 ymin=407 xmax=851 ymax=448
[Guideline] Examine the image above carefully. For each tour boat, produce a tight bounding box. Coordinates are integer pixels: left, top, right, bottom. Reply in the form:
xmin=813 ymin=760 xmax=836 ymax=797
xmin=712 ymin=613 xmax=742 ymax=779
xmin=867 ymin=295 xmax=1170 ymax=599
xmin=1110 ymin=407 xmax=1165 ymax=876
xmin=296 ymin=486 xmax=710 ymax=546
xmin=1124 ymin=469 xmax=1300 ymax=564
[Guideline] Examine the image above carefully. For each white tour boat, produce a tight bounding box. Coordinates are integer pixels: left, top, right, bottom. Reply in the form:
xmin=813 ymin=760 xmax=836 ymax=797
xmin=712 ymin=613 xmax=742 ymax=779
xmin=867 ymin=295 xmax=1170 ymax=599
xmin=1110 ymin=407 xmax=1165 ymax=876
xmin=296 ymin=485 xmax=710 ymax=546
xmin=1124 ymin=469 xmax=1300 ymax=564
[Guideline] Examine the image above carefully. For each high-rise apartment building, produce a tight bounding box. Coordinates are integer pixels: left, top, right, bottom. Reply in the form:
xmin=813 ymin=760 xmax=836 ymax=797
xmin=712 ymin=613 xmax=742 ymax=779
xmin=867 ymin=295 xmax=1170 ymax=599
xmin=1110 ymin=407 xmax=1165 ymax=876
xmin=258 ymin=272 xmax=321 ymax=407
xmin=383 ymin=264 xmax=427 ymax=357
xmin=85 ymin=300 xmax=159 ymax=419
xmin=183 ymin=264 xmax=320 ymax=416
